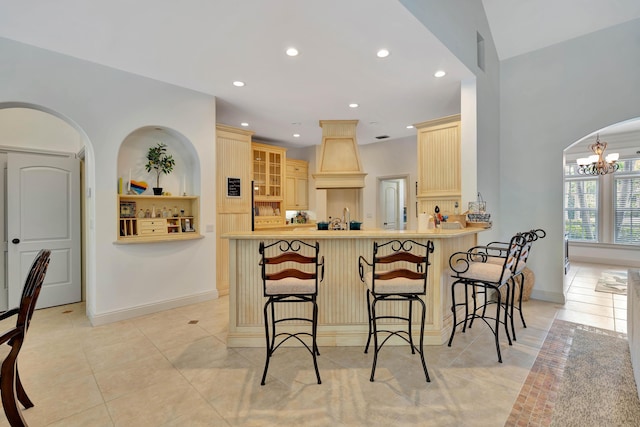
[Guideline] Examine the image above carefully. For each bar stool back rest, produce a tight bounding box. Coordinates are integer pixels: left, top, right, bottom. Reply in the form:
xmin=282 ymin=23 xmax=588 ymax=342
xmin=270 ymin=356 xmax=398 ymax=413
xmin=371 ymin=240 xmax=430 ymax=294
xmin=260 ymin=240 xmax=322 ymax=296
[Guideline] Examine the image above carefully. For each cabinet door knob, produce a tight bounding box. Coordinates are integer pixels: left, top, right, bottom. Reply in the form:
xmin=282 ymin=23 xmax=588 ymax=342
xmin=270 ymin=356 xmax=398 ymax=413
xmin=12 ymin=238 xmax=20 ymax=244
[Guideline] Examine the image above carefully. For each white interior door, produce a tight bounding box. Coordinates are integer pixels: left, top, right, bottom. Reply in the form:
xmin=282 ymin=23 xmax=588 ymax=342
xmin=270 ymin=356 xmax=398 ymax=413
xmin=381 ymin=180 xmax=399 ymax=230
xmin=0 ymin=154 xmax=6 ymax=310
xmin=7 ymin=153 xmax=80 ymax=309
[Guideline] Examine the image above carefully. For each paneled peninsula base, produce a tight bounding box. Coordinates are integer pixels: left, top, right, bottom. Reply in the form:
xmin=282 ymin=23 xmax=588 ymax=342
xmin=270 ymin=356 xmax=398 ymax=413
xmin=223 ymin=229 xmax=486 ymax=347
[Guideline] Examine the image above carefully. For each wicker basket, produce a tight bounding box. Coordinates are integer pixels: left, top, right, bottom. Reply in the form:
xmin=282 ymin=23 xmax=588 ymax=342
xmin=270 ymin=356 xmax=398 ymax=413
xmin=467 ymin=213 xmax=491 ymax=222
xmin=500 ymin=267 xmax=535 ymax=302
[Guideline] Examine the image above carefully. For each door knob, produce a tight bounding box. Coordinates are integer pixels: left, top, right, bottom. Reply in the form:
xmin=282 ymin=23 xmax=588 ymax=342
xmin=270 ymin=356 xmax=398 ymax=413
xmin=12 ymin=238 xmax=20 ymax=244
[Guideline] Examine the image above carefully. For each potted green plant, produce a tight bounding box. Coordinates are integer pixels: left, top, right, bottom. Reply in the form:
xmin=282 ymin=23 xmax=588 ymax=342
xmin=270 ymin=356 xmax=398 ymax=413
xmin=145 ymin=142 xmax=175 ymax=195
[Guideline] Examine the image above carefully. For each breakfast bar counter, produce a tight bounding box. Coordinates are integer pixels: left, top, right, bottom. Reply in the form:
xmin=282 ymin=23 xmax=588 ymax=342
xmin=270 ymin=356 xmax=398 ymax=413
xmin=222 ymin=227 xmax=488 ymax=347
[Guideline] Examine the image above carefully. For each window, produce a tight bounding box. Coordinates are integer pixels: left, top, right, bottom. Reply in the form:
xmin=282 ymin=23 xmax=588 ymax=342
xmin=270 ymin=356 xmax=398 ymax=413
xmin=564 ymin=173 xmax=598 ymax=242
xmin=614 ymin=158 xmax=640 ymax=244
xmin=564 ymin=156 xmax=640 ymax=246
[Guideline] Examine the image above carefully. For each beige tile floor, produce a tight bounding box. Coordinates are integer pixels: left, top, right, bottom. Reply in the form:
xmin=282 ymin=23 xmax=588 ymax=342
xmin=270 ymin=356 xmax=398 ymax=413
xmin=0 ymin=262 xmax=627 ymax=426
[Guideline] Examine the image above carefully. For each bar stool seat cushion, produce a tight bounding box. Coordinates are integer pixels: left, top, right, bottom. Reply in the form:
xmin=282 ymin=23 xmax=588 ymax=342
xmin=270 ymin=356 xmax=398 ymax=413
xmin=456 ymin=260 xmax=512 ymax=285
xmin=265 ymin=278 xmax=316 ymax=295
xmin=484 ymin=256 xmax=527 ymax=274
xmin=363 ymin=271 xmax=424 ymax=294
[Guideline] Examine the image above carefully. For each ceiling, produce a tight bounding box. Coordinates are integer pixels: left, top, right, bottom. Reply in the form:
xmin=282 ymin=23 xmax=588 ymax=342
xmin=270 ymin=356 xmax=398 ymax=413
xmin=1 ymin=1 xmax=639 ymax=149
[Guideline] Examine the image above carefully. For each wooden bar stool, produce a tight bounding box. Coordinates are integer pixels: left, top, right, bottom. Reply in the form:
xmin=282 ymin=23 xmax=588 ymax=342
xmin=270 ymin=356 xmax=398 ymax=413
xmin=259 ymin=240 xmax=324 ymax=385
xmin=358 ymin=239 xmax=434 ymax=382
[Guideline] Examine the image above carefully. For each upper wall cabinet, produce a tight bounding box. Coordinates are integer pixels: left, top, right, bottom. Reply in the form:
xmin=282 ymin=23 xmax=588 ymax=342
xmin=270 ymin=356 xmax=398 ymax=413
xmin=252 ymin=142 xmax=286 ymax=228
xmin=285 ymin=159 xmax=309 ymax=210
xmin=416 ymin=114 xmax=461 ymax=214
xmin=252 ymin=142 xmax=285 ymax=200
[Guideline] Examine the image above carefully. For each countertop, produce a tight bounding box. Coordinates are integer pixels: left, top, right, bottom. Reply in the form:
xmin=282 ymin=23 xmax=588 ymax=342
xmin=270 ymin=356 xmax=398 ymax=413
xmin=223 ymin=227 xmax=488 ymax=240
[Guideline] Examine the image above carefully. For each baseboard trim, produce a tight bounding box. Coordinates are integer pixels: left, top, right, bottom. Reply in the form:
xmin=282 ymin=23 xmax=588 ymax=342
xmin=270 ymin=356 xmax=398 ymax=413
xmin=530 ymin=289 xmax=565 ymax=304
xmin=88 ymin=290 xmax=219 ymax=326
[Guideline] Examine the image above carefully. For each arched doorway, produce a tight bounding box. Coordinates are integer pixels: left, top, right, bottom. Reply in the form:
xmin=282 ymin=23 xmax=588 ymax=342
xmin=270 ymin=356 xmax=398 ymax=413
xmin=0 ymin=103 xmax=95 ymax=310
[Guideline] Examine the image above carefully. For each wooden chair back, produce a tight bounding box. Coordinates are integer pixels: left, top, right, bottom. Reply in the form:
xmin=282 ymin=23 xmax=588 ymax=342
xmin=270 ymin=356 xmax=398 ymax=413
xmin=1 ymin=249 xmax=51 ymax=427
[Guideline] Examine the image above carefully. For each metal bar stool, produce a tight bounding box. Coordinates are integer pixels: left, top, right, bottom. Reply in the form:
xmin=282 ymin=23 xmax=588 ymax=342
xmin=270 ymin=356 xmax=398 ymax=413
xmin=447 ymin=233 xmax=528 ymax=362
xmin=467 ymin=228 xmax=546 ymax=340
xmin=358 ymin=239 xmax=434 ymax=382
xmin=259 ymin=240 xmax=324 ymax=385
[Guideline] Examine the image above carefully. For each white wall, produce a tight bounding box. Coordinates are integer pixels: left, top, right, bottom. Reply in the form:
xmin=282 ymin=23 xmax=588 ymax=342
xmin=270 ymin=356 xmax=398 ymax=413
xmin=359 ymin=136 xmax=417 ymax=229
xmin=402 ymin=3 xmax=640 ymax=303
xmin=500 ymin=19 xmax=640 ymax=302
xmin=400 ymin=0 xmax=502 ymax=244
xmin=0 ymin=107 xmax=83 ymax=153
xmin=0 ymin=37 xmax=218 ymax=324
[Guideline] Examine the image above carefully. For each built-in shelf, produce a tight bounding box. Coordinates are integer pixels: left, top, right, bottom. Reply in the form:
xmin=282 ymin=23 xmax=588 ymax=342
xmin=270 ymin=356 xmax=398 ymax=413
xmin=115 ymin=194 xmax=202 ymax=244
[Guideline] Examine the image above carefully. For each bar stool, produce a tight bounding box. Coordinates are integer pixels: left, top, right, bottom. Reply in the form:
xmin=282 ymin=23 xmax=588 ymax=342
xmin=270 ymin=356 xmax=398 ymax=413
xmin=468 ymin=228 xmax=546 ymax=339
xmin=447 ymin=232 xmax=528 ymax=362
xmin=358 ymin=239 xmax=434 ymax=382
xmin=259 ymin=239 xmax=324 ymax=385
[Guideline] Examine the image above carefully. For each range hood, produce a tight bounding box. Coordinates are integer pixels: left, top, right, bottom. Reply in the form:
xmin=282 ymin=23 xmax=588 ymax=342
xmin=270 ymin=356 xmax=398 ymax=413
xmin=313 ymin=120 xmax=367 ymax=189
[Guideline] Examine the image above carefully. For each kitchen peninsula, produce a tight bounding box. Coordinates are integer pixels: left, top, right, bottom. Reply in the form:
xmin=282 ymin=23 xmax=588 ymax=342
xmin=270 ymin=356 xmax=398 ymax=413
xmin=223 ymin=227 xmax=488 ymax=347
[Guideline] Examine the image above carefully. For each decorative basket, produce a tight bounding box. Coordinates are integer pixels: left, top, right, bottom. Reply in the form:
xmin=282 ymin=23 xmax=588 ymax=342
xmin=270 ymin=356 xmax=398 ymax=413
xmin=467 ymin=213 xmax=491 ymax=222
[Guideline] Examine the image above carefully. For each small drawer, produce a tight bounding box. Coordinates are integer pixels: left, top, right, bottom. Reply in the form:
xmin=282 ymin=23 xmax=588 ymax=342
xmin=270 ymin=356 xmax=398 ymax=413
xmin=138 ymin=219 xmax=167 ymax=234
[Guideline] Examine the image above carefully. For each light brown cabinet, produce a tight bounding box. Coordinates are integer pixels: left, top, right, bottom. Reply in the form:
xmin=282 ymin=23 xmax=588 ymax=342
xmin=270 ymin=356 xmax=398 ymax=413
xmin=216 ymin=124 xmax=253 ymax=296
xmin=252 ymin=142 xmax=286 ymax=228
xmin=285 ymin=159 xmax=308 ymax=210
xmin=416 ymin=114 xmax=461 ymax=215
xmin=117 ymin=195 xmax=201 ymax=243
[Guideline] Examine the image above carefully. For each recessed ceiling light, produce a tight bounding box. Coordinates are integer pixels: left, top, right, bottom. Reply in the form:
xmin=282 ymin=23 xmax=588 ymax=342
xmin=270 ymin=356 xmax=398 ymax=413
xmin=233 ymin=81 xmax=245 ymax=87
xmin=293 ymin=133 xmax=300 ymax=138
xmin=286 ymin=47 xmax=299 ymax=57
xmin=406 ymin=125 xmax=415 ymax=129
xmin=240 ymin=122 xmax=249 ymax=127
xmin=349 ymin=103 xmax=359 ymax=108
xmin=434 ymin=70 xmax=446 ymax=78
xmin=376 ymin=49 xmax=390 ymax=58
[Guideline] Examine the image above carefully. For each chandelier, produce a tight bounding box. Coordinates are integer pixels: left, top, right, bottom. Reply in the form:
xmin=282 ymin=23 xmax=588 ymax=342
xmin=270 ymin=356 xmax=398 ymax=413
xmin=576 ymin=134 xmax=620 ymax=175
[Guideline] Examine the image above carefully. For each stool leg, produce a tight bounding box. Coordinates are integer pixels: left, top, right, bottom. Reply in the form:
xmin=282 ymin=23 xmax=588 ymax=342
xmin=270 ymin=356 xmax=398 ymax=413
xmin=311 ymin=297 xmax=322 ymax=384
xmin=509 ymin=278 xmax=517 ymax=342
xmin=468 ymin=284 xmax=478 ymax=329
xmin=260 ymin=298 xmax=273 ymax=386
xmin=493 ymin=288 xmax=503 ymax=363
xmin=462 ymin=283 xmax=472 ymax=332
xmin=517 ymin=273 xmax=527 ymax=328
xmin=502 ymin=285 xmax=512 ymax=345
xmin=448 ymin=281 xmax=461 ymax=346
xmin=369 ymin=298 xmax=380 ymax=382
xmin=364 ymin=289 xmax=373 ymax=354
xmin=408 ymin=299 xmax=415 ymax=354
xmin=417 ymin=297 xmax=430 ymax=382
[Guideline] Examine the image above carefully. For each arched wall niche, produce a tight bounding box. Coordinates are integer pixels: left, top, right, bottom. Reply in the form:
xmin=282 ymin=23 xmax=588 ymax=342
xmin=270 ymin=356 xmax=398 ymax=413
xmin=117 ymin=126 xmax=201 ymax=197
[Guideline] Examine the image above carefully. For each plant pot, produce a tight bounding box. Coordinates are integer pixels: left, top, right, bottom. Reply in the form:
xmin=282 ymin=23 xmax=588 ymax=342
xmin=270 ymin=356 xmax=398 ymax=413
xmin=152 ymin=187 xmax=163 ymax=195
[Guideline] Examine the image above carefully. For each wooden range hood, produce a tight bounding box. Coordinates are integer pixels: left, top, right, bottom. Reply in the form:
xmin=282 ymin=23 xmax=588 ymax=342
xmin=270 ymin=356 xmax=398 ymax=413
xmin=313 ymin=120 xmax=367 ymax=189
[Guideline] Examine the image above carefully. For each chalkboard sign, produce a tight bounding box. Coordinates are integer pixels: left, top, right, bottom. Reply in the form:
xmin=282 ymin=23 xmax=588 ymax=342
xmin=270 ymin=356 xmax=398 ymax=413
xmin=227 ymin=177 xmax=241 ymax=198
